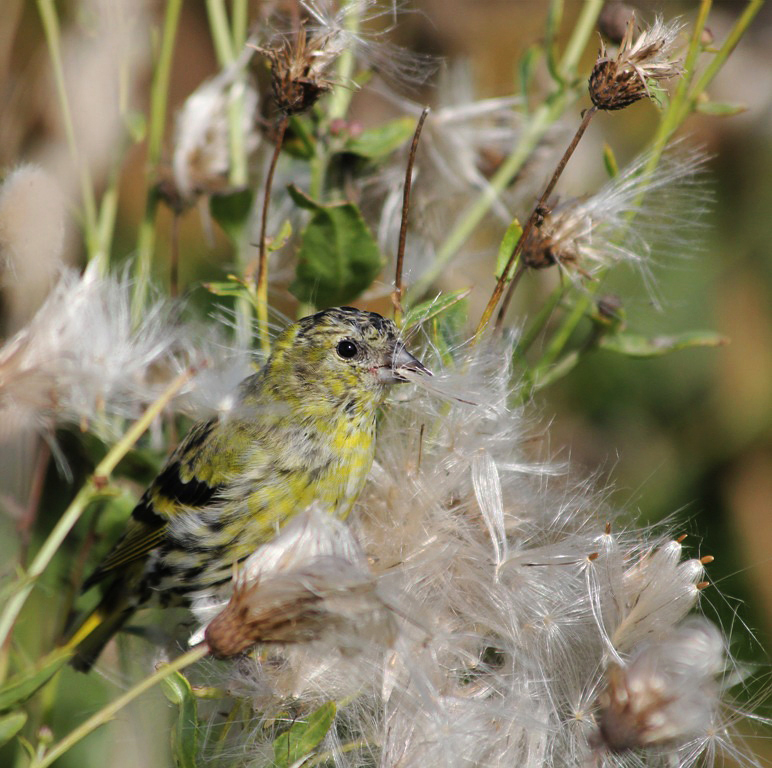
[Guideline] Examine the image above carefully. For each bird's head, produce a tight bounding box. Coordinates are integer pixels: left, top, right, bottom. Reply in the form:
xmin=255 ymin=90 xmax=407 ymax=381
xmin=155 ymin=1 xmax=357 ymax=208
xmin=265 ymin=307 xmax=430 ymax=410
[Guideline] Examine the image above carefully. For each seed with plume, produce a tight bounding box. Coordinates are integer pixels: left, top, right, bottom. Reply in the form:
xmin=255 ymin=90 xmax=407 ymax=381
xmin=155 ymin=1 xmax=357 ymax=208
xmin=589 ymin=14 xmax=683 ymax=111
xmin=596 ymin=618 xmax=724 ymax=752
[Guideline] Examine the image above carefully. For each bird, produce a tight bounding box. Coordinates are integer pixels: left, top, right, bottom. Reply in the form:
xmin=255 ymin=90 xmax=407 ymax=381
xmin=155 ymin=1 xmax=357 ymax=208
xmin=69 ymin=306 xmax=429 ymax=671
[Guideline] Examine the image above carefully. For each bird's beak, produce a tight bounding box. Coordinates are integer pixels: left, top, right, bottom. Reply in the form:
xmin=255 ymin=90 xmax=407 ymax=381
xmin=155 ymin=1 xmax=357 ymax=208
xmin=379 ymin=345 xmax=432 ymax=383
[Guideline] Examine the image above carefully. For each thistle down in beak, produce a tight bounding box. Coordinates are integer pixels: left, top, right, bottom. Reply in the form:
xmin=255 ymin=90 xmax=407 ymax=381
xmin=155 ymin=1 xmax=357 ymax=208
xmin=379 ymin=344 xmax=432 ymax=383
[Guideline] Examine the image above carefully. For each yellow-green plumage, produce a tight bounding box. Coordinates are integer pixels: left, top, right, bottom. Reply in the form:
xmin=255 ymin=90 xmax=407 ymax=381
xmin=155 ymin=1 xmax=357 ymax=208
xmin=70 ymin=307 xmax=427 ymax=671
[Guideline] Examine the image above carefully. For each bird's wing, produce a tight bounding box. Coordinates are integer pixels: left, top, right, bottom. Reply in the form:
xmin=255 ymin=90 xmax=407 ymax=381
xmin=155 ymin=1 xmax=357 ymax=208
xmin=83 ymin=418 xmax=228 ymax=588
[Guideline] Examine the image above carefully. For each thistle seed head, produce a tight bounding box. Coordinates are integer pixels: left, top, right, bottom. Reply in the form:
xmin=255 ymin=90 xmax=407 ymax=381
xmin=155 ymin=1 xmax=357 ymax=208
xmin=590 ymin=14 xmax=683 ymax=111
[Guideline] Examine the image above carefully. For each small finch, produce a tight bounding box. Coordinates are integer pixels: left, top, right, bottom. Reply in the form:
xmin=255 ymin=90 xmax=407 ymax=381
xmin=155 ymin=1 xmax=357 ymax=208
xmin=69 ymin=307 xmax=429 ymax=671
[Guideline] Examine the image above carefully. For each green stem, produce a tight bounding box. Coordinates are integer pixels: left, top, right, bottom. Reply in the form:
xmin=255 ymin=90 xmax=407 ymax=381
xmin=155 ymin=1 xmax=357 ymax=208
xmin=0 ymin=367 xmax=197 ymax=666
xmin=33 ymin=646 xmax=209 ymax=768
xmin=528 ymin=0 xmax=756 ymax=385
xmin=680 ymin=0 xmax=764 ymax=122
xmin=327 ymin=0 xmax=362 ymax=122
xmin=36 ymin=0 xmax=99 ymax=261
xmin=205 ymin=0 xmax=235 ymax=65
xmin=134 ymin=0 xmax=183 ymax=323
xmin=232 ymin=0 xmax=248 ymax=49
xmin=515 ymin=280 xmax=567 ymax=358
xmin=406 ymin=0 xmax=604 ymax=303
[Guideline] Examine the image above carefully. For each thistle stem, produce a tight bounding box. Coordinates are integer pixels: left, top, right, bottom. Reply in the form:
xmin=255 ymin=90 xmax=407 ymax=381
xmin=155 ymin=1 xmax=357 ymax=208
xmin=476 ymin=105 xmax=598 ymax=339
xmin=36 ymin=0 xmax=99 ymax=265
xmin=393 ymin=107 xmax=430 ymax=325
xmin=134 ymin=0 xmax=183 ymax=323
xmin=406 ymin=0 xmax=604 ymax=303
xmin=256 ymin=116 xmax=288 ymax=356
xmin=32 ymin=645 xmax=209 ymax=768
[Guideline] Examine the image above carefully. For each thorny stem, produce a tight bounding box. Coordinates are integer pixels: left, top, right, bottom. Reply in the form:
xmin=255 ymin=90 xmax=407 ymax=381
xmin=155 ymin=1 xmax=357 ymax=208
xmin=31 ymin=645 xmax=210 ymax=768
xmin=475 ymin=105 xmax=598 ymax=340
xmin=256 ymin=117 xmax=289 ymax=356
xmin=36 ymin=0 xmax=100 ymax=266
xmin=406 ymin=0 xmax=605 ymax=303
xmin=134 ymin=0 xmax=183 ymax=323
xmin=0 ymin=366 xmax=199 ymax=668
xmin=393 ymin=108 xmax=430 ymax=326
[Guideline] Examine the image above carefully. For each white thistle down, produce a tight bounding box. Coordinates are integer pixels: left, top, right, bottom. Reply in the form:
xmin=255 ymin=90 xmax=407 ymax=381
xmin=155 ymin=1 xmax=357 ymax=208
xmin=521 ymin=142 xmax=711 ymax=301
xmin=191 ymin=345 xmax=752 ymax=768
xmin=172 ymin=50 xmax=260 ymax=200
xmin=0 ymin=265 xmax=246 ymax=444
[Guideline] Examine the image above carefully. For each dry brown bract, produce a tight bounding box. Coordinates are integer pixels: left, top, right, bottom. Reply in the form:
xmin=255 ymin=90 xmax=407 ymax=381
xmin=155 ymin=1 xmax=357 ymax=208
xmin=589 ymin=14 xmax=683 ymax=111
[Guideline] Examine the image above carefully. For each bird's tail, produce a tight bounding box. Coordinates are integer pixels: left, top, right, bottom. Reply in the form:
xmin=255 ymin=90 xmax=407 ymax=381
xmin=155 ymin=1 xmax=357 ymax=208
xmin=66 ymin=606 xmax=134 ymax=672
xmin=64 ymin=574 xmax=137 ymax=672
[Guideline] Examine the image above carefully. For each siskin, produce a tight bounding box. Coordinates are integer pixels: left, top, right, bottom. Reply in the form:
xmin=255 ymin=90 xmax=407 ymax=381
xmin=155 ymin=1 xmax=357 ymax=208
xmin=69 ymin=307 xmax=429 ymax=671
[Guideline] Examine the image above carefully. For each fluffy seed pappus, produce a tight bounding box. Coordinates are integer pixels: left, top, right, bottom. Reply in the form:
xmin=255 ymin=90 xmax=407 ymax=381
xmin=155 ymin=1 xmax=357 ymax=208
xmin=68 ymin=306 xmax=429 ymax=671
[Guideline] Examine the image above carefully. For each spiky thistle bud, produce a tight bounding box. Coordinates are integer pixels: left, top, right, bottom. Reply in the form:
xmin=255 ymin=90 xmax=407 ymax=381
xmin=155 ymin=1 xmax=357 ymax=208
xmin=589 ymin=14 xmax=683 ymax=111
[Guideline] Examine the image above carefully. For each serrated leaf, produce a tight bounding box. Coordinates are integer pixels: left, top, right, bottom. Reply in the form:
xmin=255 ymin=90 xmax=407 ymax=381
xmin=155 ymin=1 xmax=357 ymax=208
xmin=290 ymin=201 xmax=383 ymax=308
xmin=273 ymin=701 xmax=336 ymax=768
xmin=495 ymin=219 xmax=523 ymax=281
xmin=344 ymin=117 xmax=415 ymax=160
xmin=598 ymin=331 xmax=728 ymax=358
xmin=403 ymin=288 xmax=472 ymax=331
xmin=602 ymin=142 xmax=619 ymax=178
xmin=210 ymin=189 xmax=254 ymax=243
xmin=0 ymin=711 xmax=27 ymax=748
xmin=162 ymin=671 xmax=199 ymax=768
xmin=287 ymin=184 xmax=319 ymax=211
xmin=0 ymin=648 xmax=71 ymax=712
xmin=696 ymin=101 xmax=748 ymax=117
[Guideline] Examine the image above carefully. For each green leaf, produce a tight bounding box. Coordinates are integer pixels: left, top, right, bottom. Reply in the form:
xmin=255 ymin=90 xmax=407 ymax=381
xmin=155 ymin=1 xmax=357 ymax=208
xmin=210 ymin=189 xmax=254 ymax=244
xmin=268 ymin=219 xmax=292 ymax=252
xmin=124 ymin=111 xmax=147 ymax=143
xmin=344 ymin=117 xmax=415 ymax=160
xmin=290 ymin=198 xmax=383 ymax=308
xmin=545 ymin=0 xmax=564 ymax=84
xmin=495 ymin=219 xmax=523 ymax=281
xmin=273 ymin=701 xmax=336 ymax=768
xmin=598 ymin=331 xmax=728 ymax=358
xmin=162 ymin=671 xmax=199 ymax=768
xmin=0 ymin=648 xmax=71 ymax=712
xmin=287 ymin=184 xmax=319 ymax=211
xmin=519 ymin=44 xmax=543 ymax=101
xmin=602 ymin=142 xmax=619 ymax=178
xmin=0 ymin=711 xmax=27 ymax=748
xmin=284 ymin=116 xmax=316 ymax=160
xmin=403 ymin=288 xmax=472 ymax=331
xmin=696 ymin=101 xmax=748 ymax=117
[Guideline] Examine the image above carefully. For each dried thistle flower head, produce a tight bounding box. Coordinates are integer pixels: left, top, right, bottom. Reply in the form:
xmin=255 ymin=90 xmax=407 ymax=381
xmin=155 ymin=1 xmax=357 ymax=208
xmin=194 ymin=507 xmax=399 ymax=659
xmin=255 ymin=26 xmax=336 ymax=116
xmin=205 ymin=556 xmax=395 ymax=658
xmin=590 ymin=14 xmax=683 ymax=111
xmin=516 ymin=142 xmax=710 ymax=300
xmin=596 ymin=618 xmax=724 ymax=752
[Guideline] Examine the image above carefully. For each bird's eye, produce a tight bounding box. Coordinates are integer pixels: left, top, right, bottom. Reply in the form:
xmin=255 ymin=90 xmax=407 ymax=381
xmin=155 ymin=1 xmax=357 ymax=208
xmin=336 ymin=339 xmax=359 ymax=359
